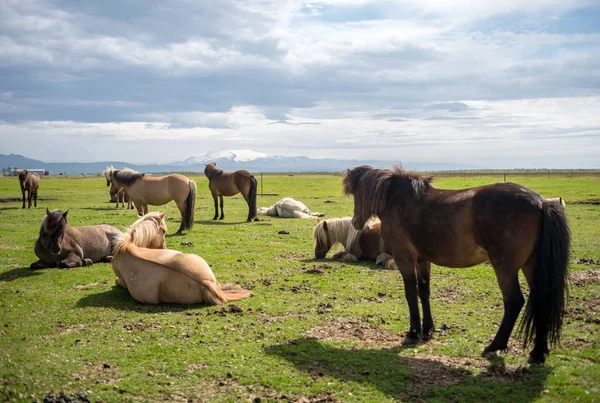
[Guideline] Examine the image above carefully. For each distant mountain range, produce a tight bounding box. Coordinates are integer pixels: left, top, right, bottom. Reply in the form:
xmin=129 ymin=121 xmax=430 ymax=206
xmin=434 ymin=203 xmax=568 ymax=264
xmin=0 ymin=150 xmax=478 ymax=175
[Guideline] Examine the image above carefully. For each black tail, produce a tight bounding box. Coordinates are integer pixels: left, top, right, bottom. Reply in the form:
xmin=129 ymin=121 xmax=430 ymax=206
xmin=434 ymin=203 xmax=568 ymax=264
xmin=183 ymin=181 xmax=196 ymax=230
xmin=518 ymin=203 xmax=570 ymax=347
xmin=248 ymin=176 xmax=257 ymax=220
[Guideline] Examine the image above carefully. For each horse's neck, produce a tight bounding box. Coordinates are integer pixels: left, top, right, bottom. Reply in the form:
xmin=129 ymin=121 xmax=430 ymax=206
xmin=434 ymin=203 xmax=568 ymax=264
xmin=265 ymin=205 xmax=278 ymax=216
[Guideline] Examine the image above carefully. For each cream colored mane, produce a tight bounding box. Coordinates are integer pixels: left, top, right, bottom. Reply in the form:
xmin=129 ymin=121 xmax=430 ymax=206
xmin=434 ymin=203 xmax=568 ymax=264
xmin=313 ymin=216 xmax=380 ymax=252
xmin=114 ymin=212 xmax=166 ymax=255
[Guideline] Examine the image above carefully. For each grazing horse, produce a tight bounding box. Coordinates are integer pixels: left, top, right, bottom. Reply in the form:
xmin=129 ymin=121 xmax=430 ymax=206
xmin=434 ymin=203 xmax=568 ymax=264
xmin=258 ymin=197 xmax=325 ymax=219
xmin=204 ymin=162 xmax=257 ymax=221
xmin=18 ymin=170 xmax=40 ymax=208
xmin=30 ymin=209 xmax=123 ymax=269
xmin=104 ymin=167 xmax=196 ymax=234
xmin=111 ymin=212 xmax=252 ymax=304
xmin=343 ymin=165 xmax=570 ymax=364
xmin=313 ymin=217 xmax=395 ymax=268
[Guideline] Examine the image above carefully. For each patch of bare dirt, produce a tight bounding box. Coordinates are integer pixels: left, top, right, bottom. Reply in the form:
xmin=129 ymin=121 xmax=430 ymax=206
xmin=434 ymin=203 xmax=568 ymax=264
xmin=432 ymin=286 xmax=467 ymax=304
xmin=280 ymin=252 xmax=312 ymax=259
xmin=43 ymin=322 xmax=86 ymax=338
xmin=307 ymin=319 xmax=404 ymax=347
xmin=72 ymin=282 xmax=99 ymax=290
xmin=76 ymin=362 xmax=122 ymax=390
xmin=397 ymin=354 xmax=531 ymax=402
xmin=0 ymin=244 xmax=26 ymax=250
xmin=122 ymin=320 xmax=161 ymax=332
xmin=569 ymin=268 xmax=600 ymax=286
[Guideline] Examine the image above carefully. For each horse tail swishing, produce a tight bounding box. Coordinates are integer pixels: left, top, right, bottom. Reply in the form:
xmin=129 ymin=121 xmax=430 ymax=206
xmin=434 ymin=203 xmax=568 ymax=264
xmin=518 ymin=201 xmax=570 ymax=362
xmin=201 ymin=281 xmax=254 ymax=305
xmin=181 ymin=180 xmax=196 ymax=233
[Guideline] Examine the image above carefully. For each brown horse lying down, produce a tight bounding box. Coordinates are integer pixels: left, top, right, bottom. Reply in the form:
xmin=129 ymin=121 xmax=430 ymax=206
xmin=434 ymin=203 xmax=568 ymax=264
xmin=111 ymin=212 xmax=252 ymax=304
xmin=313 ymin=217 xmax=395 ymax=269
xmin=18 ymin=169 xmax=40 ymax=209
xmin=30 ymin=209 xmax=123 ymax=269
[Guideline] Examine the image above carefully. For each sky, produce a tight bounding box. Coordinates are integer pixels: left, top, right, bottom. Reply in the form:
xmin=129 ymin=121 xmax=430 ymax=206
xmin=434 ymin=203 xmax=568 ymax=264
xmin=1 ymin=0 xmax=599 ymax=168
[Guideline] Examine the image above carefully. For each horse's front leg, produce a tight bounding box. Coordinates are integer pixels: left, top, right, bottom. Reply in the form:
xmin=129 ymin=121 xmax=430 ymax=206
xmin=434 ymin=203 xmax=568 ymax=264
xmin=396 ymin=258 xmax=422 ymax=345
xmin=27 ymin=189 xmax=33 ymax=208
xmin=21 ymin=188 xmax=26 ymax=208
xmin=219 ymin=195 xmax=224 ymax=220
xmin=417 ymin=261 xmax=434 ymax=341
xmin=133 ymin=201 xmax=144 ymax=216
xmin=59 ymin=252 xmax=84 ymax=268
xmin=30 ymin=260 xmax=55 ymax=270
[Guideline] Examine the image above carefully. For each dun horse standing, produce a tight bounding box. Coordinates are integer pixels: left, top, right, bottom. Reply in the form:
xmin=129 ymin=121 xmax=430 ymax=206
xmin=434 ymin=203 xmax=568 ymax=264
xmin=111 ymin=212 xmax=252 ymax=304
xmin=343 ymin=166 xmax=570 ymax=364
xmin=104 ymin=167 xmax=196 ymax=235
xmin=31 ymin=209 xmax=123 ymax=269
xmin=313 ymin=217 xmax=395 ymax=268
xmin=18 ymin=169 xmax=40 ymax=209
xmin=204 ymin=162 xmax=257 ymax=221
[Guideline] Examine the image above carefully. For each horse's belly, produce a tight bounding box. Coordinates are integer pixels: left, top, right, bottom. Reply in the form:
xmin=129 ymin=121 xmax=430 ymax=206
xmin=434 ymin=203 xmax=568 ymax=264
xmin=429 ymin=245 xmax=489 ymax=268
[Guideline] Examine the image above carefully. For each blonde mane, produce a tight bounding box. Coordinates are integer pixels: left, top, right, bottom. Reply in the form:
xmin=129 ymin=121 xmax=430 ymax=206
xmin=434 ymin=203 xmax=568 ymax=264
xmin=114 ymin=212 xmax=166 ymax=255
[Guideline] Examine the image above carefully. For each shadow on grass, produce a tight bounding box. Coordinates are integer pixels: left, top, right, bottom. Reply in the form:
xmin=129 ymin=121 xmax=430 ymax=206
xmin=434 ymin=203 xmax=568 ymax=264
xmin=195 ymin=220 xmax=250 ymax=226
xmin=76 ymin=286 xmax=213 ymax=313
xmin=265 ymin=337 xmax=551 ymax=402
xmin=0 ymin=266 xmax=43 ymax=282
xmin=0 ymin=206 xmax=23 ymax=211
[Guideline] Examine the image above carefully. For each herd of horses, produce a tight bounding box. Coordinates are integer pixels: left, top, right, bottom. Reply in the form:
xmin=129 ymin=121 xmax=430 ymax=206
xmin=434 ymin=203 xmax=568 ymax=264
xmin=15 ymin=164 xmax=571 ymax=364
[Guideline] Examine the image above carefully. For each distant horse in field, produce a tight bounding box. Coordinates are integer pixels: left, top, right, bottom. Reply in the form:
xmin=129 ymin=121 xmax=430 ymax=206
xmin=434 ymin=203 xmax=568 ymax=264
xmin=343 ymin=165 xmax=570 ymax=364
xmin=104 ymin=167 xmax=196 ymax=234
xmin=108 ymin=180 xmax=133 ymax=209
xmin=313 ymin=216 xmax=395 ymax=268
xmin=111 ymin=212 xmax=252 ymax=304
xmin=204 ymin=162 xmax=257 ymax=221
xmin=258 ymin=197 xmax=325 ymax=219
xmin=30 ymin=209 xmax=123 ymax=269
xmin=18 ymin=169 xmax=40 ymax=208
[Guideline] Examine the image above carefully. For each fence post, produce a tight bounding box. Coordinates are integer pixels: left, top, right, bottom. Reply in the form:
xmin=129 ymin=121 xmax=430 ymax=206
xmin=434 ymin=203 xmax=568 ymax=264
xmin=261 ymin=172 xmax=263 ymax=195
xmin=503 ymin=172 xmax=507 ymax=183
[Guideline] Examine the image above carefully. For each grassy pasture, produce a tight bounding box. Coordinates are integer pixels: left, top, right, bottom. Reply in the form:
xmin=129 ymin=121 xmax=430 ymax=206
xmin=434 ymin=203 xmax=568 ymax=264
xmin=0 ymin=173 xmax=599 ymax=402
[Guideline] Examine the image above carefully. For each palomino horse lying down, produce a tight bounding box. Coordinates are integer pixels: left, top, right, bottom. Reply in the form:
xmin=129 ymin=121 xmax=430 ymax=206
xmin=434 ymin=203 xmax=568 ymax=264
xmin=30 ymin=209 xmax=123 ymax=269
xmin=258 ymin=197 xmax=325 ymax=219
xmin=313 ymin=217 xmax=395 ymax=269
xmin=111 ymin=212 xmax=252 ymax=304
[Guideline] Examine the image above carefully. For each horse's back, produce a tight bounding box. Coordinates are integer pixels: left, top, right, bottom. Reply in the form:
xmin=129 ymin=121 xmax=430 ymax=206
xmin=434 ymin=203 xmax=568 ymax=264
xmin=66 ymin=224 xmax=123 ymax=260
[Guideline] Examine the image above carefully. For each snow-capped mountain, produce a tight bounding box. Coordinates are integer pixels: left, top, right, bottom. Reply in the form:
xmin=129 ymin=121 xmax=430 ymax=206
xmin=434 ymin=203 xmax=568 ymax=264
xmin=173 ymin=150 xmax=270 ymax=166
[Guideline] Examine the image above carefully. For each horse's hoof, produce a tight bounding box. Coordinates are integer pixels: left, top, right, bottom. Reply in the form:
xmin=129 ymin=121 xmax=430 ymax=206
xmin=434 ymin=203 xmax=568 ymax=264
xmin=402 ymin=332 xmax=421 ymax=346
xmin=83 ymin=258 xmax=93 ymax=266
xmin=422 ymin=328 xmax=434 ymax=341
xmin=482 ymin=349 xmax=498 ymax=360
xmin=212 ymin=217 xmax=218 ymax=220
xmin=527 ymin=350 xmax=547 ymax=365
xmin=219 ymin=217 xmax=224 ymax=220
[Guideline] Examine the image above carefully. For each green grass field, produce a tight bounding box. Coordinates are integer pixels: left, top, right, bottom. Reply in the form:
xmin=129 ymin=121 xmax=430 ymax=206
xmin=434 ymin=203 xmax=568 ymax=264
xmin=1 ymin=174 xmax=599 ymax=402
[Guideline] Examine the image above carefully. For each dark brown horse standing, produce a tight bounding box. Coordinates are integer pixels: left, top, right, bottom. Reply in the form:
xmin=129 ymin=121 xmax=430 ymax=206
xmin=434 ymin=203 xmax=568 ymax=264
xmin=18 ymin=169 xmax=40 ymax=208
xmin=343 ymin=166 xmax=570 ymax=364
xmin=204 ymin=162 xmax=257 ymax=221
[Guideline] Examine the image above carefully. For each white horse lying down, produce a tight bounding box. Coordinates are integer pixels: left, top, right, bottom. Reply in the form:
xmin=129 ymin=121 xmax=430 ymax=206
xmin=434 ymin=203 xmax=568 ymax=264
xmin=112 ymin=212 xmax=252 ymax=304
xmin=258 ymin=197 xmax=325 ymax=219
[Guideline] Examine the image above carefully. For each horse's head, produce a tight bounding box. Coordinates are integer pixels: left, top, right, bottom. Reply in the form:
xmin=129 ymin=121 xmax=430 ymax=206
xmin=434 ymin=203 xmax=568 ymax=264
xmin=104 ymin=166 xmax=114 ymax=187
xmin=313 ymin=220 xmax=331 ymax=259
xmin=343 ymin=166 xmax=378 ymax=230
xmin=41 ymin=208 xmax=69 ymax=255
xmin=128 ymin=212 xmax=167 ymax=249
xmin=18 ymin=170 xmax=28 ymax=183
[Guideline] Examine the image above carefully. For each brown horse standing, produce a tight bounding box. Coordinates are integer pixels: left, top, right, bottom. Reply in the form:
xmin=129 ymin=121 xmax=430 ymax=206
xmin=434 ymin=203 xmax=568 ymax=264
xmin=343 ymin=165 xmax=570 ymax=364
xmin=204 ymin=162 xmax=257 ymax=221
xmin=18 ymin=169 xmax=40 ymax=208
xmin=104 ymin=167 xmax=196 ymax=235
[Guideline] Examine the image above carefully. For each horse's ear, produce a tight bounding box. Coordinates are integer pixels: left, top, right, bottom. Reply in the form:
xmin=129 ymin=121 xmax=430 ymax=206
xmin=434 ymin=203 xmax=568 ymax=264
xmin=63 ymin=210 xmax=70 ymax=219
xmin=323 ymin=221 xmax=328 ymax=231
xmin=158 ymin=212 xmax=166 ymax=220
xmin=46 ymin=208 xmax=50 ymax=216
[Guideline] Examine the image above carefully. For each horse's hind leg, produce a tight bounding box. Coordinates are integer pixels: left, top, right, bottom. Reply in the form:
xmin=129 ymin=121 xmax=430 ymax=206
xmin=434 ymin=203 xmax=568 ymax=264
xmin=521 ymin=260 xmax=550 ymax=364
xmin=219 ymin=195 xmax=224 ymax=220
xmin=211 ymin=194 xmax=219 ymax=220
xmin=33 ymin=189 xmax=38 ymax=207
xmin=482 ymin=266 xmax=524 ymax=359
xmin=175 ymin=199 xmax=186 ymax=235
xmin=417 ymin=261 xmax=434 ymax=341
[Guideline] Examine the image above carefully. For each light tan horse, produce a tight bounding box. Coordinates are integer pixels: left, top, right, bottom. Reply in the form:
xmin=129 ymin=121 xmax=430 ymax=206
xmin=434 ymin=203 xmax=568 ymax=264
xmin=104 ymin=167 xmax=196 ymax=234
xmin=111 ymin=212 xmax=252 ymax=304
xmin=18 ymin=169 xmax=40 ymax=209
xmin=204 ymin=162 xmax=257 ymax=221
xmin=313 ymin=216 xmax=395 ymax=268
